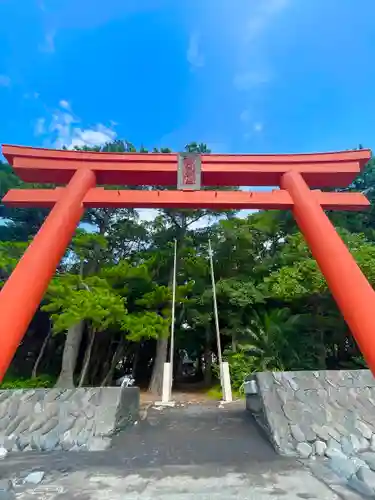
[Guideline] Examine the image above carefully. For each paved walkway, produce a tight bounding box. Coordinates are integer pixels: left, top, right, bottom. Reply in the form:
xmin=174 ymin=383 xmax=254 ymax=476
xmin=112 ymin=400 xmax=277 ymax=467
xmin=0 ymin=401 xmax=348 ymax=499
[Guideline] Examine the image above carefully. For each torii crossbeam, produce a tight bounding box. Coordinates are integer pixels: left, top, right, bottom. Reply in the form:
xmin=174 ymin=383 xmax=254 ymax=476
xmin=0 ymin=144 xmax=374 ymax=380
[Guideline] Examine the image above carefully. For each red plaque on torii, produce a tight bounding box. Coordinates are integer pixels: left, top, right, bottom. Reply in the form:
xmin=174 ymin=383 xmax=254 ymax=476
xmin=177 ymin=153 xmax=201 ymax=190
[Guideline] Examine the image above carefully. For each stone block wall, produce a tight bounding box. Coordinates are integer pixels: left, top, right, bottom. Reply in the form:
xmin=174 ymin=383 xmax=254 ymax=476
xmin=246 ymin=370 xmax=375 ymax=458
xmin=0 ymin=386 xmax=139 ymax=452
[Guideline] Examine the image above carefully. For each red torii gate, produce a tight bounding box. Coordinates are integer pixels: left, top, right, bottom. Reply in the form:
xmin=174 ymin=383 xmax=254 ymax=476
xmin=0 ymin=144 xmax=373 ymax=381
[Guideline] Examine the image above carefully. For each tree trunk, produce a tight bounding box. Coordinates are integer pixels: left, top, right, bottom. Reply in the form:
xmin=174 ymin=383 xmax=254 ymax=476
xmin=132 ymin=342 xmax=140 ymax=376
xmin=204 ymin=352 xmax=213 ymax=387
xmin=148 ymin=336 xmax=169 ymax=394
xmin=55 ymin=321 xmax=84 ymax=388
xmin=78 ymin=329 xmax=96 ymax=387
xmin=148 ymin=218 xmax=187 ymax=395
xmin=174 ymin=349 xmax=183 ymax=382
xmin=31 ymin=328 xmax=52 ymax=379
xmin=148 ymin=266 xmax=174 ymax=395
xmin=101 ymin=339 xmax=126 ymax=386
xmin=313 ymin=300 xmax=327 ymax=369
xmin=196 ymin=354 xmax=203 ymax=381
xmin=89 ymin=332 xmax=112 ymax=385
xmin=232 ymin=331 xmax=238 ymax=352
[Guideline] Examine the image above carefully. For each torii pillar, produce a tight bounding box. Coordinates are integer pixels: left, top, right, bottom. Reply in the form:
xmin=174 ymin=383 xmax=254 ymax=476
xmin=0 ymin=144 xmax=374 ymax=382
xmin=281 ymin=170 xmax=375 ymax=370
xmin=0 ymin=169 xmax=96 ymax=379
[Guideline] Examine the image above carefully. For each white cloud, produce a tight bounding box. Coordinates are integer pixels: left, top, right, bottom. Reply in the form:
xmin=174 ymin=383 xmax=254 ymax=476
xmin=24 ymin=91 xmax=40 ymax=99
xmin=234 ymin=70 xmax=271 ymax=91
xmin=243 ymin=121 xmax=264 ymax=140
xmin=245 ymin=0 xmax=290 ymax=42
xmin=68 ymin=125 xmax=117 ymax=149
xmin=137 ymin=209 xmax=159 ymax=222
xmin=39 ymin=31 xmax=56 ymax=53
xmin=240 ymin=110 xmax=251 ymax=123
xmin=0 ymin=75 xmax=11 ymax=87
xmin=37 ymin=101 xmax=117 ymax=149
xmin=187 ymin=33 xmax=205 ymax=69
xmin=34 ymin=118 xmax=46 ymax=136
xmin=240 ymin=111 xmax=263 ymax=135
xmin=234 ymin=0 xmax=291 ymax=131
xmin=233 ymin=0 xmax=290 ymax=90
xmin=59 ymin=99 xmax=70 ymax=109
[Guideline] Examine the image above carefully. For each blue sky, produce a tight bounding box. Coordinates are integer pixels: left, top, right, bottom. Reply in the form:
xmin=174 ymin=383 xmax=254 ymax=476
xmin=1 ymin=0 xmax=375 ymax=156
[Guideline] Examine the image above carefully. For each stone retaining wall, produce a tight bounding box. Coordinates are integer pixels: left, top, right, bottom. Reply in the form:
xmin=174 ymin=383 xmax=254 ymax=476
xmin=0 ymin=386 xmax=139 ymax=452
xmin=245 ymin=370 xmax=375 ymax=458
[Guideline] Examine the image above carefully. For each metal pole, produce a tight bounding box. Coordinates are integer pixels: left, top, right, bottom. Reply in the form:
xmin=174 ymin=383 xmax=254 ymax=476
xmin=208 ymin=239 xmax=223 ymax=368
xmin=169 ymin=238 xmax=178 ymax=397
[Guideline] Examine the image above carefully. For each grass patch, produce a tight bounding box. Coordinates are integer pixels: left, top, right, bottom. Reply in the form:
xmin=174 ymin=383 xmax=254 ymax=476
xmin=205 ymin=385 xmax=244 ymax=400
xmin=0 ymin=375 xmax=55 ymax=389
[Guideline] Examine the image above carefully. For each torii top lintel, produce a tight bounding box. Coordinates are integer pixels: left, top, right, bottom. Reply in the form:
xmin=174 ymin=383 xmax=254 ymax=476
xmin=2 ymin=145 xmax=371 ymax=188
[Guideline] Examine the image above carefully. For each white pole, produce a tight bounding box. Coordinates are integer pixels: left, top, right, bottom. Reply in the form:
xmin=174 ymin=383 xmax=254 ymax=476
xmin=169 ymin=238 xmax=178 ymax=399
xmin=161 ymin=362 xmax=172 ymax=404
xmin=208 ymin=239 xmax=223 ymax=383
